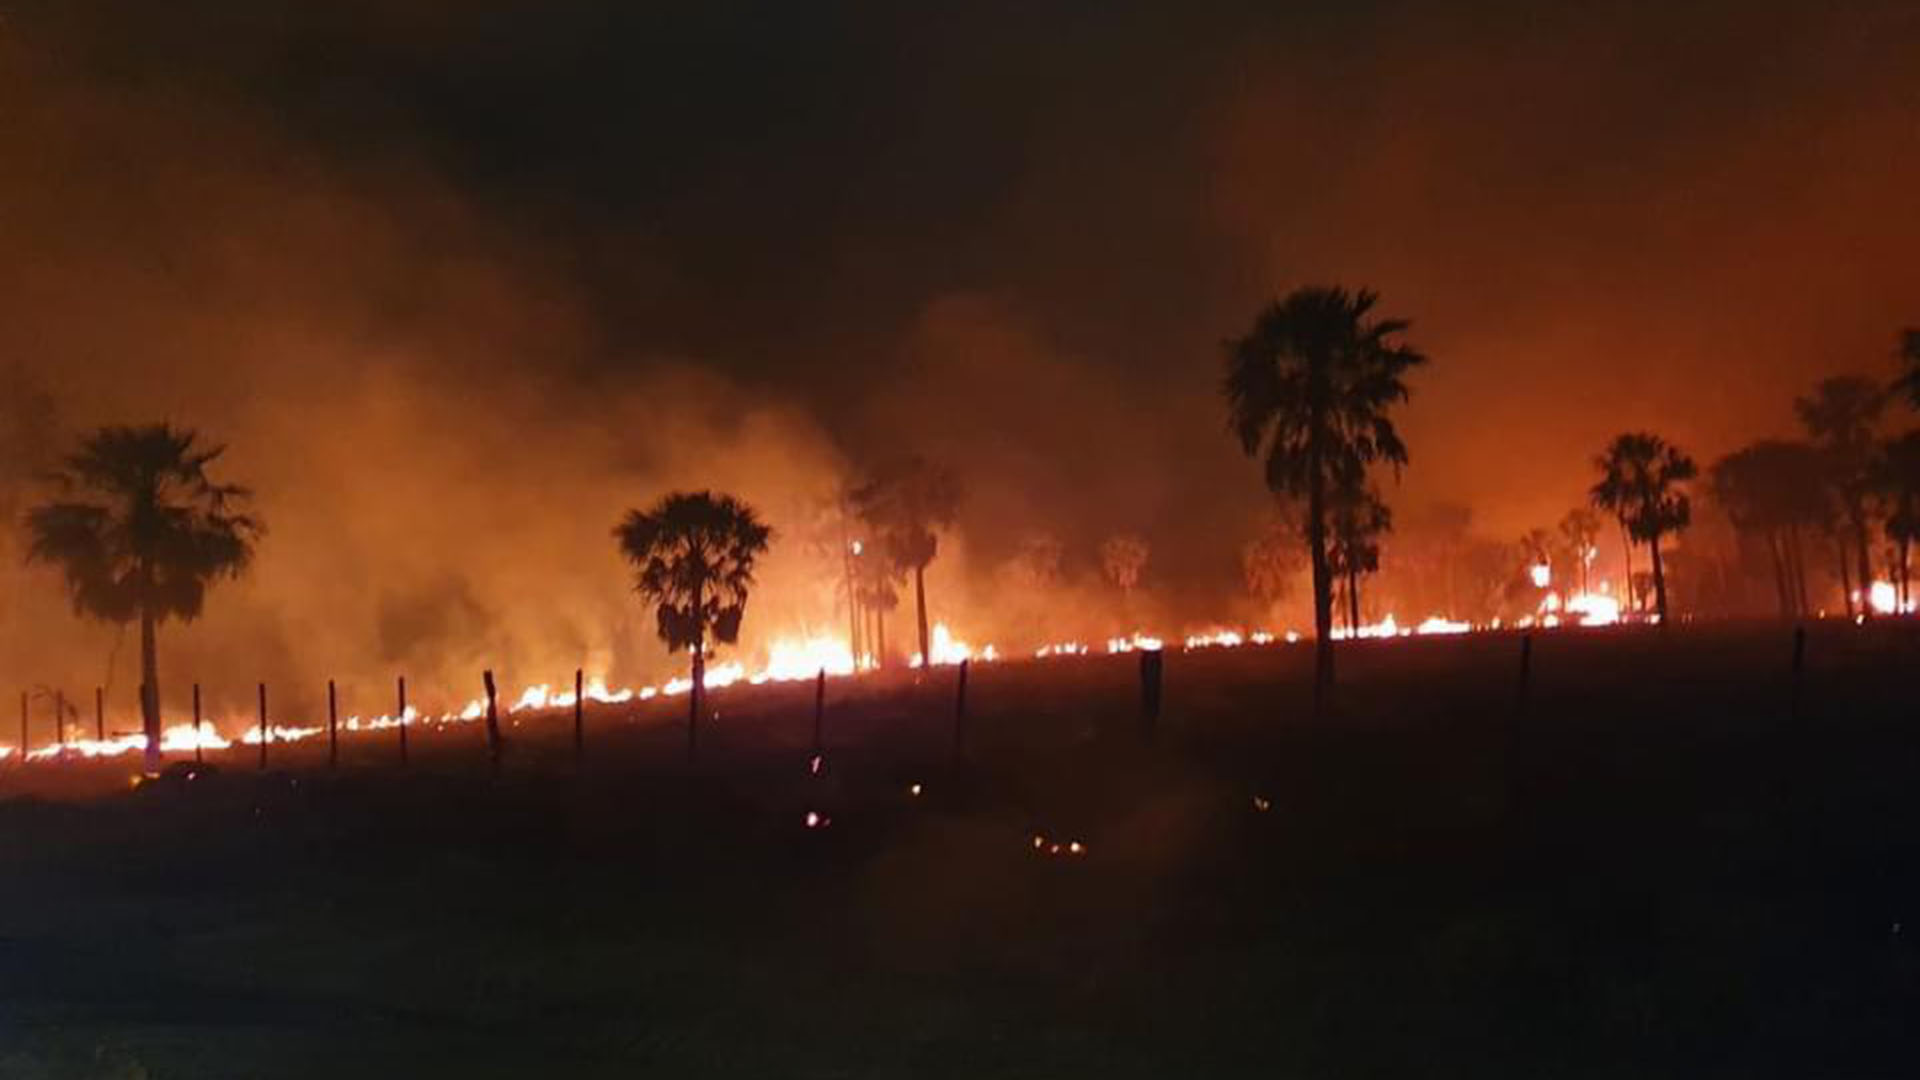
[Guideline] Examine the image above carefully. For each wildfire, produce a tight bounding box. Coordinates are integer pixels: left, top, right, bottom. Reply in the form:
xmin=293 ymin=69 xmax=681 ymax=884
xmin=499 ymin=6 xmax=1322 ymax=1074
xmin=909 ymin=623 xmax=992 ymax=667
xmin=1863 ymin=581 xmax=1914 ymax=616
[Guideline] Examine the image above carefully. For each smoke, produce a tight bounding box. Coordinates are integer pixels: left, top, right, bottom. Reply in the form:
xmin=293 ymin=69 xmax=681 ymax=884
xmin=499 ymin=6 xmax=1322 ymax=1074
xmin=2 ymin=2 xmax=1918 ymax=725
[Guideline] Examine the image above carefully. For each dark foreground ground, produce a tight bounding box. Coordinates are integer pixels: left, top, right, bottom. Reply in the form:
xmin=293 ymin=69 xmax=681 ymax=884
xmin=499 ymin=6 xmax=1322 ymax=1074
xmin=0 ymin=622 xmax=1916 ymax=1078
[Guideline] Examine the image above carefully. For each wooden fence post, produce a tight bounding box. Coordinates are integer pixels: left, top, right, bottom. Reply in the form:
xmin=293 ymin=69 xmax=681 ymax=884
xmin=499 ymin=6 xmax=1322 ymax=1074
xmin=397 ymin=676 xmax=408 ymax=767
xmin=812 ymin=668 xmax=826 ymax=756
xmin=256 ymin=683 xmax=268 ymax=770
xmin=1140 ymin=649 xmax=1164 ymax=739
xmin=482 ymin=670 xmax=501 ymax=777
xmin=953 ymin=659 xmax=969 ymax=763
xmin=327 ymin=680 xmax=338 ymax=769
xmin=192 ymin=683 xmax=203 ymax=765
xmin=94 ymin=687 xmax=104 ymax=742
xmin=573 ymin=668 xmax=585 ymax=761
xmin=55 ymin=690 xmax=66 ymax=754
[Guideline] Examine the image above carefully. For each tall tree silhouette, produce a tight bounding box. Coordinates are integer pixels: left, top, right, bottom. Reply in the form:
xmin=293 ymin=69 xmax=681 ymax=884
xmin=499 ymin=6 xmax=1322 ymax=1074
xmin=1796 ymin=376 xmax=1886 ymax=618
xmin=1556 ymin=508 xmax=1603 ymax=595
xmin=26 ymin=424 xmax=259 ymax=771
xmin=1590 ymin=433 xmax=1696 ymax=623
xmin=1709 ymin=440 xmax=1831 ymax=617
xmin=1871 ymin=429 xmax=1920 ymax=610
xmin=851 ymin=540 xmax=901 ymax=665
xmin=851 ymin=457 xmax=960 ymax=667
xmin=1224 ymin=286 xmax=1427 ymax=696
xmin=614 ymin=491 xmax=771 ymax=759
xmin=1328 ymin=480 xmax=1390 ymax=633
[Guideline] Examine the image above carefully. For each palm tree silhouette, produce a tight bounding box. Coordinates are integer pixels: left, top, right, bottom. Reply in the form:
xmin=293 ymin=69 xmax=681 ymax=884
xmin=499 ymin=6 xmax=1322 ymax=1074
xmin=614 ymin=491 xmax=772 ymax=760
xmin=1590 ymin=433 xmax=1697 ymax=623
xmin=25 ymin=424 xmax=259 ymax=772
xmin=1795 ymin=376 xmax=1887 ymax=617
xmin=1224 ymin=286 xmax=1427 ymax=696
xmin=850 ymin=457 xmax=960 ymax=668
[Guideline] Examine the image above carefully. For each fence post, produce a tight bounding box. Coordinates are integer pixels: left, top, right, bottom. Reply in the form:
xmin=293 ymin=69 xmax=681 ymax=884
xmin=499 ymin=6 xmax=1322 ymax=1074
xmin=952 ymin=659 xmax=969 ymax=763
xmin=812 ymin=668 xmax=826 ymax=756
xmin=1790 ymin=624 xmax=1807 ymax=723
xmin=482 ymin=669 xmax=501 ymax=777
xmin=1140 ymin=649 xmax=1164 ymax=740
xmin=253 ymin=683 xmax=267 ymax=770
xmin=573 ymin=668 xmax=585 ymax=761
xmin=397 ymin=676 xmax=408 ymax=767
xmin=327 ymin=680 xmax=338 ymax=769
xmin=55 ymin=690 xmax=65 ymax=755
xmin=192 ymin=683 xmax=203 ymax=765
xmin=95 ymin=687 xmax=104 ymax=742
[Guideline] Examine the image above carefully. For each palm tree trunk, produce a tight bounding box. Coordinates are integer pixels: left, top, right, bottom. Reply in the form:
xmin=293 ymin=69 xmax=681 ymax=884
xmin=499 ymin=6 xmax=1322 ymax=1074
xmin=875 ymin=605 xmax=887 ymax=669
xmin=688 ymin=642 xmax=703 ymax=762
xmin=1307 ymin=454 xmax=1335 ymax=698
xmin=1619 ymin=520 xmax=1635 ymax=614
xmin=1347 ymin=566 xmax=1361 ymax=635
xmin=1649 ymin=536 xmax=1669 ymax=623
xmin=914 ymin=564 xmax=930 ymax=667
xmin=139 ymin=607 xmax=161 ymax=773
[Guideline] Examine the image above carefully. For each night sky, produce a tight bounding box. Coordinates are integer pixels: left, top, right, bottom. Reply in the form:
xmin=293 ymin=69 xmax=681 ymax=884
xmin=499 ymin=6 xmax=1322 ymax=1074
xmin=1 ymin=1 xmax=1916 ymax=698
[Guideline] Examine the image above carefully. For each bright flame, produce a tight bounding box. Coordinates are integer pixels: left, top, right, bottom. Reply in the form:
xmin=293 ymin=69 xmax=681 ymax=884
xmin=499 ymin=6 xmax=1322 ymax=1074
xmin=1864 ymin=580 xmax=1913 ymax=615
xmin=910 ymin=623 xmax=988 ymax=667
xmin=1529 ymin=563 xmax=1551 ymax=589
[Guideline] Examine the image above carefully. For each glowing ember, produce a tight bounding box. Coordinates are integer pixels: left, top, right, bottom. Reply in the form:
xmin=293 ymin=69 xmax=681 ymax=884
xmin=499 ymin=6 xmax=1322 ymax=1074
xmin=804 ymin=810 xmax=831 ymax=829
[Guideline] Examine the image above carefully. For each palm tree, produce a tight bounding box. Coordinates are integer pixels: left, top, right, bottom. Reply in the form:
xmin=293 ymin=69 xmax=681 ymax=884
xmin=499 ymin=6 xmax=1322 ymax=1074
xmin=1590 ymin=433 xmax=1697 ymax=623
xmin=25 ymin=424 xmax=259 ymax=772
xmin=1556 ymin=508 xmax=1603 ymax=595
xmin=850 ymin=457 xmax=961 ymax=667
xmin=614 ymin=491 xmax=772 ymax=759
xmin=1224 ymin=285 xmax=1427 ymax=696
xmin=1327 ymin=480 xmax=1391 ymax=633
xmin=1796 ymin=375 xmax=1887 ymax=617
xmin=1871 ymin=430 xmax=1920 ymax=610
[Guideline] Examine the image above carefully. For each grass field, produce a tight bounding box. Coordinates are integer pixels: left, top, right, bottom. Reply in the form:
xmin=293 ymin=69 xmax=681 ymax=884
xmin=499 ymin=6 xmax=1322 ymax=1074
xmin=0 ymin=622 xmax=1916 ymax=1078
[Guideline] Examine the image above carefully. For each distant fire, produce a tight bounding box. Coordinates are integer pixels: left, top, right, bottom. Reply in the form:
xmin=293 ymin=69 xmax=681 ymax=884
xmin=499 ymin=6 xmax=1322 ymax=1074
xmin=0 ymin=577 xmax=1893 ymax=764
